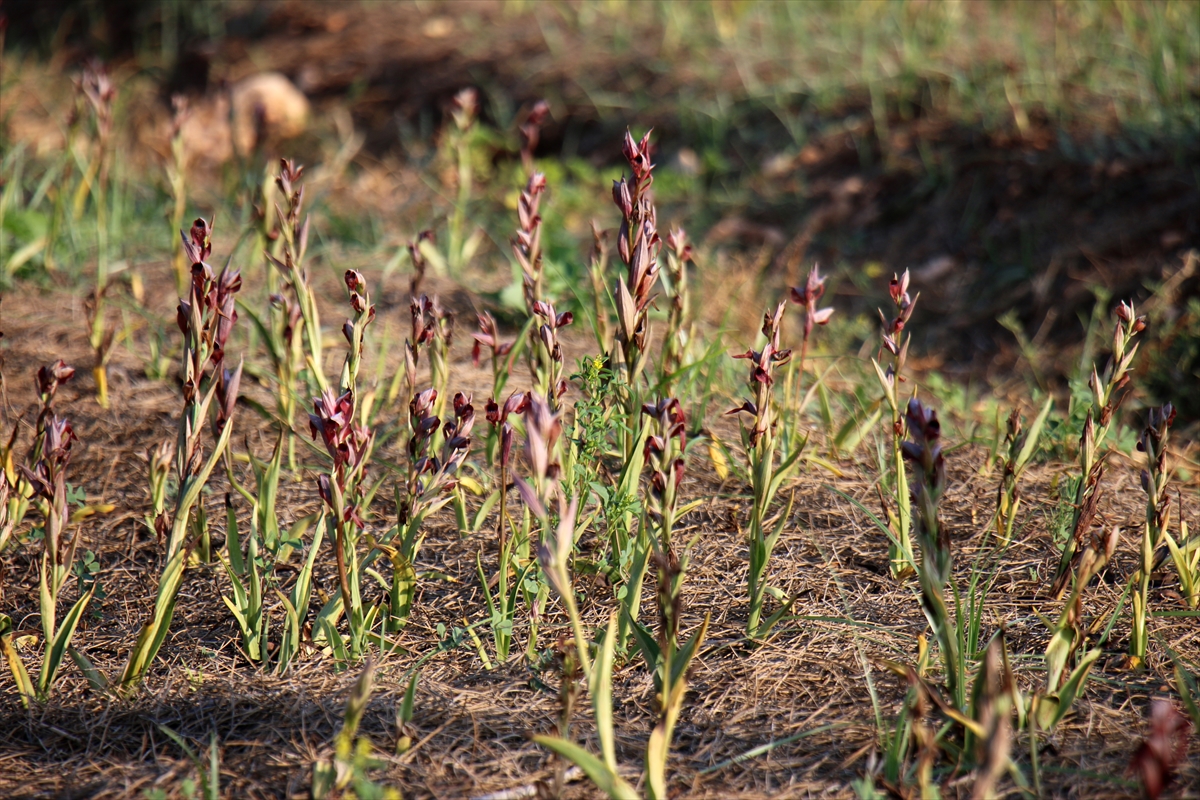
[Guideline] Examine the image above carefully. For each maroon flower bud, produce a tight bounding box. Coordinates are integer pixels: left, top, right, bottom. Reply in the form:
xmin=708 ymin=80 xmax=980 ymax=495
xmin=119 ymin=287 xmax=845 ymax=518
xmin=502 ymin=391 xmax=529 ymax=419
xmin=725 ymin=400 xmax=758 ymax=417
xmin=889 ymin=270 xmax=911 ymax=305
xmin=612 ymin=178 xmax=633 ymax=218
xmin=176 ymin=299 xmax=191 ymax=335
xmin=316 ymin=474 xmax=333 ymax=508
xmin=621 ymin=129 xmax=640 ymax=165
xmin=36 ymin=360 xmax=75 ymax=399
xmin=412 ymin=388 xmax=437 ymax=415
xmin=187 ymin=217 xmax=212 ymax=262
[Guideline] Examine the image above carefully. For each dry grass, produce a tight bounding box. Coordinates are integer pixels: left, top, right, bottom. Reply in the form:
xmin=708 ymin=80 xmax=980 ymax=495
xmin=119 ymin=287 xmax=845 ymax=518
xmin=1 ymin=259 xmax=1197 ymax=800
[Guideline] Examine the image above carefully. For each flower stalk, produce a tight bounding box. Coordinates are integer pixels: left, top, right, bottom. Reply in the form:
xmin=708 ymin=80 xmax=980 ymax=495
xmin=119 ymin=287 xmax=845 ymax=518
xmin=1052 ymin=301 xmax=1145 ymax=596
xmin=1130 ymin=404 xmax=1175 ymax=666
xmin=658 ymin=229 xmax=694 ymax=394
xmin=993 ymin=399 xmax=1053 ymax=546
xmin=901 ymin=399 xmax=961 ymax=706
xmin=727 ymin=301 xmax=806 ymax=638
xmin=872 ymin=270 xmax=919 ymax=577
xmin=120 ymin=222 xmax=242 ymax=692
xmin=78 ymin=64 xmax=117 ymax=409
xmin=1 ymin=407 xmax=94 ymax=705
xmin=786 ymin=263 xmax=834 ymax=422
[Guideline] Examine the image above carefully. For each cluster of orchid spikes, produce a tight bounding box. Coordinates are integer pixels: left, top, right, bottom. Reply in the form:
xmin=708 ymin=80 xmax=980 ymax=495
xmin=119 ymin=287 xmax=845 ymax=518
xmin=1040 ymin=524 xmax=1116 ymax=731
xmin=399 ymin=390 xmax=475 ymax=526
xmin=406 ymin=294 xmax=453 ymax=420
xmin=307 ymin=268 xmax=380 ymax=655
xmin=520 ymin=389 xmax=709 ymax=800
xmin=485 ymin=391 xmax=529 ymax=554
xmin=265 ymin=159 xmax=326 ymax=401
xmin=728 ymin=301 xmax=806 ymax=638
xmin=380 ymin=388 xmax=475 ymax=634
xmin=1052 ymin=301 xmax=1145 ymax=596
xmin=311 ymin=387 xmax=374 ymax=621
xmin=116 ymin=219 xmax=243 ymax=692
xmin=510 ymin=169 xmax=575 ymax=411
xmin=531 ymin=301 xmax=573 ymax=408
xmin=639 ymin=398 xmax=709 ymax=800
xmin=472 ymin=313 xmax=514 ymax=416
xmin=1 ymin=362 xmax=94 ymax=706
xmin=515 ymin=172 xmax=548 ymax=310
xmin=476 ymin=390 xmax=532 ymax=664
xmin=171 ymin=219 xmax=243 ymax=556
xmin=1130 ymin=403 xmax=1175 ymax=665
xmin=1 ymin=361 xmax=77 ymax=554
xmin=612 ymin=131 xmax=660 ymax=385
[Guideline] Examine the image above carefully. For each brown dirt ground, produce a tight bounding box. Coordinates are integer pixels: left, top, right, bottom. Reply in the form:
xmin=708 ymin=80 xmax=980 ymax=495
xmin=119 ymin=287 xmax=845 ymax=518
xmin=0 ymin=257 xmax=1198 ymax=800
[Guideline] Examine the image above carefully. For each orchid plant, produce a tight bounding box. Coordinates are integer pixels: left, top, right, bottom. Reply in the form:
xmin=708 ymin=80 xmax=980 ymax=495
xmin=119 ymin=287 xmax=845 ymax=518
xmin=728 ymin=301 xmax=806 ymax=639
xmin=872 ymin=270 xmax=919 ymax=578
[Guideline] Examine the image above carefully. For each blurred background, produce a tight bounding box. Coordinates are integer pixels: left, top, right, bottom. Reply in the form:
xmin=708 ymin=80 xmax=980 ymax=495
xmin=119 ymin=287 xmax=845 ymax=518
xmin=2 ymin=0 xmax=1198 ymax=413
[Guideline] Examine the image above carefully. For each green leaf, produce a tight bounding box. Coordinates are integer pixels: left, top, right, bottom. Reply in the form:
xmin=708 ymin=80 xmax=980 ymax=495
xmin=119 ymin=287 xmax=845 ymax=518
xmin=1015 ymin=398 xmax=1054 ymax=470
xmin=0 ymin=614 xmax=34 ymax=705
xmin=532 ymin=735 xmax=638 ymax=800
xmin=38 ymin=588 xmax=94 ymax=699
xmin=834 ymin=402 xmax=882 ymax=455
xmin=670 ymin=613 xmax=710 ymax=689
xmin=763 ymin=493 xmax=795 ymax=555
xmin=471 ymin=490 xmax=500 ymax=532
xmin=593 ymin=612 xmax=620 ymax=772
xmin=400 ymin=669 xmax=419 ymax=725
xmin=627 ymin=611 xmax=660 ymax=676
xmin=1174 ymin=663 xmax=1200 ymax=730
xmin=69 ymin=645 xmax=110 ymax=692
xmin=1040 ymin=648 xmax=1101 ymax=729
xmin=158 ymin=724 xmax=201 ymax=766
xmin=870 ymin=359 xmax=897 ymax=414
xmin=769 ymin=439 xmax=808 ymax=498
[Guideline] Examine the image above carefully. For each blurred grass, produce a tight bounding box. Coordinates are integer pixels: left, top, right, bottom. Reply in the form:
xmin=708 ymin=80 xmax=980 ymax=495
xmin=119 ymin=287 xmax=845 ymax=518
xmin=557 ymin=0 xmax=1199 ymax=138
xmin=1 ymin=0 xmax=1196 ymax=286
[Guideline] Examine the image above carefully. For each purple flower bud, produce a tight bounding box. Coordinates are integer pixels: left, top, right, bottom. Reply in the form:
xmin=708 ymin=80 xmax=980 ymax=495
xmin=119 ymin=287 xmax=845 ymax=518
xmin=316 ymin=474 xmax=333 ymax=508
xmin=612 ymin=178 xmax=633 ymax=218
xmin=621 ymin=130 xmax=640 ymax=165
